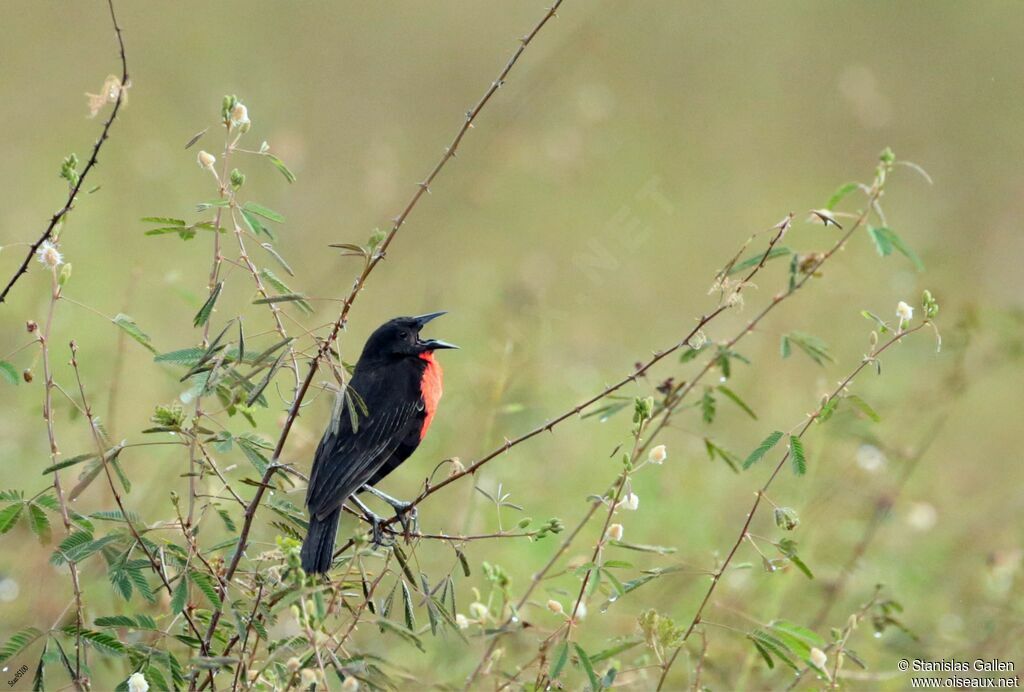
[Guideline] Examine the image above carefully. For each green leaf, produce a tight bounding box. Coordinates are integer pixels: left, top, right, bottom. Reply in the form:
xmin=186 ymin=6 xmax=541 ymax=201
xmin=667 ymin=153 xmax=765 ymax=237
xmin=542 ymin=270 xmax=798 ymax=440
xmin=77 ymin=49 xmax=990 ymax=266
xmin=748 ymin=636 xmax=775 ymax=669
xmin=112 ymin=314 xmax=156 ymax=353
xmin=826 ymin=182 xmax=860 ymax=210
xmin=171 ymin=575 xmax=188 ymax=614
xmin=0 ymin=627 xmax=43 ymax=665
xmin=717 ymin=385 xmax=757 ymax=420
xmin=242 ymin=201 xmax=284 ymax=223
xmin=247 ymin=354 xmax=284 ymax=409
xmin=789 ymin=436 xmax=807 ymax=476
xmin=780 ymin=331 xmax=834 ymax=366
xmin=749 ymin=629 xmax=799 ymax=671
xmin=769 ymin=620 xmax=826 ymax=649
xmin=236 ymin=434 xmax=271 ymax=475
xmin=258 ymin=269 xmax=312 ymax=314
xmin=742 ymin=431 xmax=784 ymax=470
xmin=239 ymin=208 xmax=274 ymax=242
xmin=727 ymin=246 xmax=792 ymax=276
xmin=94 ymin=615 xmax=137 ymax=628
xmin=266 ymin=154 xmax=296 ymax=183
xmin=41 ymin=452 xmax=98 ymax=475
xmin=0 ymin=360 xmax=18 ymax=385
xmin=27 ymin=503 xmax=51 ymax=543
xmin=194 ymin=281 xmax=223 ymax=328
xmin=76 ymin=629 xmax=126 ymax=657
xmin=401 ymin=579 xmax=415 ymax=630
xmin=50 ymin=530 xmax=93 ymax=564
xmin=140 ymin=216 xmax=186 ymax=226
xmin=574 ymin=643 xmax=601 ymax=690
xmin=189 ymin=570 xmax=221 ymax=606
xmin=0 ymin=503 xmax=24 ymax=533
xmin=867 ymin=225 xmax=924 ymax=271
xmin=700 ymin=389 xmax=716 ymax=424
xmin=845 ymin=394 xmax=880 ymax=422
xmin=549 ymin=641 xmax=570 ymax=680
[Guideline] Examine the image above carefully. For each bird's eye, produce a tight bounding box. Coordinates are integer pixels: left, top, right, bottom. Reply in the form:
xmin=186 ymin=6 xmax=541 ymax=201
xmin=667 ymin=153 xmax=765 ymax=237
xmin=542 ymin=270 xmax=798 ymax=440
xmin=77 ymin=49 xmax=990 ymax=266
xmin=398 ymin=331 xmax=409 ymax=340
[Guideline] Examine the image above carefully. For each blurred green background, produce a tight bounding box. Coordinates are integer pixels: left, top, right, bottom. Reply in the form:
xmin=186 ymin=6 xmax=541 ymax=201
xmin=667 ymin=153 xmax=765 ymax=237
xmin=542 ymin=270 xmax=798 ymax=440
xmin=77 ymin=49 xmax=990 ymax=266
xmin=1 ymin=1 xmax=1022 ymax=689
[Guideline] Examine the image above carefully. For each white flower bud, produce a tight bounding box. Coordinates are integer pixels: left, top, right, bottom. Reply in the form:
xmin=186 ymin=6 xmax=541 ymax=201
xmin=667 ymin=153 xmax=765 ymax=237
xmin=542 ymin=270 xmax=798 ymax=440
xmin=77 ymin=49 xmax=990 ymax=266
xmin=231 ymin=102 xmax=249 ymax=127
xmin=197 ymin=150 xmax=216 ymax=170
xmin=546 ymin=599 xmax=564 ymax=615
xmin=619 ymin=493 xmax=639 ymax=511
xmin=286 ymin=657 xmax=301 ymax=672
xmin=907 ymin=501 xmax=938 ymax=531
xmin=455 ymin=613 xmax=470 ymax=629
xmin=469 ymin=601 xmax=489 ymax=620
xmin=127 ymin=672 xmax=150 ymax=692
xmin=36 ymin=240 xmax=63 ymax=269
xmin=810 ymin=647 xmax=828 ymax=670
xmin=607 ymin=523 xmax=624 ymax=541
xmin=341 ymin=677 xmax=360 ymax=691
xmin=259 ymin=140 xmax=270 ymax=153
xmin=896 ymin=300 xmax=914 ymax=323
xmin=690 ymin=329 xmax=707 ymax=350
xmin=648 ymin=445 xmax=667 ymax=465
xmin=576 ymin=600 xmax=587 ymax=620
xmin=300 ymin=669 xmax=318 ymax=686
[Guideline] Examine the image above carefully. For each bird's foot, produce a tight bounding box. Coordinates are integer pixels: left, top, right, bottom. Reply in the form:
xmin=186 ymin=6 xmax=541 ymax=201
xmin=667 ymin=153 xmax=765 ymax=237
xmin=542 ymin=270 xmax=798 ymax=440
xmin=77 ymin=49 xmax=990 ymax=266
xmin=365 ymin=511 xmax=395 ymax=549
xmin=392 ymin=501 xmax=419 ymax=540
xmin=361 ymin=486 xmax=419 ymax=541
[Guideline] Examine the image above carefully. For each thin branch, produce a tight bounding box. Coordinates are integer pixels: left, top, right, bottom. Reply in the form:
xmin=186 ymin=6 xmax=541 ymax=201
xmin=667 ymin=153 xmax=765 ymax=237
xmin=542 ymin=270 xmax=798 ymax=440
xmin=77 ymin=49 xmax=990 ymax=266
xmin=200 ymin=0 xmax=568 ymax=655
xmin=656 ymin=323 xmax=930 ymax=690
xmin=0 ymin=0 xmax=128 ymax=304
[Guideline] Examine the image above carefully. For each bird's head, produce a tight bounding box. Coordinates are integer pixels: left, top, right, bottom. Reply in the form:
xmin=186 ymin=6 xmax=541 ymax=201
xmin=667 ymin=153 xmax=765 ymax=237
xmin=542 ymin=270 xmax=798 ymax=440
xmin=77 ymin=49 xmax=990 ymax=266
xmin=360 ymin=312 xmax=459 ymax=362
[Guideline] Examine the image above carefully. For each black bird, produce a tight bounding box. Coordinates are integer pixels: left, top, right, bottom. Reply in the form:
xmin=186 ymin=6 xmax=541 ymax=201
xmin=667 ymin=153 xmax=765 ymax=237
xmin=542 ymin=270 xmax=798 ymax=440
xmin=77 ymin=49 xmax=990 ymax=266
xmin=301 ymin=312 xmax=457 ymax=574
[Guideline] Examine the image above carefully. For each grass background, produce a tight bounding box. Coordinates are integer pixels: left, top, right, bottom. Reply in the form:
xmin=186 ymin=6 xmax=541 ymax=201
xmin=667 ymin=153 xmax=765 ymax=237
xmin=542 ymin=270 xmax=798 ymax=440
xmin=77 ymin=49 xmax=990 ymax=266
xmin=1 ymin=2 xmax=1022 ymax=688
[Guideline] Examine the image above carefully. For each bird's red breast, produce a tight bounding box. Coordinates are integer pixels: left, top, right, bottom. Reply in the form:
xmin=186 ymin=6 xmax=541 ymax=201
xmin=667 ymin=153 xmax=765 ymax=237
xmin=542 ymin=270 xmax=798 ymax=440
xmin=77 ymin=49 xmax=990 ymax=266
xmin=418 ymin=352 xmax=443 ymax=440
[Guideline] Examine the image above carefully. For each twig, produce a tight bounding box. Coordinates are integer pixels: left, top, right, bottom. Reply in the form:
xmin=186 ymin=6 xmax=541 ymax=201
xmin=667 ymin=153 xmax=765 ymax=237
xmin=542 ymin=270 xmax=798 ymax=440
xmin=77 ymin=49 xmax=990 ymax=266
xmin=656 ymin=323 xmax=929 ymax=690
xmin=201 ymin=0 xmax=568 ymax=654
xmin=0 ymin=0 xmax=128 ymax=304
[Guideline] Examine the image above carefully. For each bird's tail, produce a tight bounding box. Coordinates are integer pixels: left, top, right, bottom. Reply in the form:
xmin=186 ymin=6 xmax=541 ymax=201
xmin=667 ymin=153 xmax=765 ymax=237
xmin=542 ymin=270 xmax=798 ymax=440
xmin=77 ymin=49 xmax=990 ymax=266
xmin=301 ymin=506 xmax=341 ymax=575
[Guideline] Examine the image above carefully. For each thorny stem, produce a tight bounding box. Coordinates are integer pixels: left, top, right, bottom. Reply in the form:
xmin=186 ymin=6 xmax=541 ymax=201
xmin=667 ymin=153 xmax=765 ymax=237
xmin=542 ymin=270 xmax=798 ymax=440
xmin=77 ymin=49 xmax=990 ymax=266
xmin=656 ymin=323 xmax=929 ymax=690
xmin=67 ymin=344 xmax=213 ymax=661
xmin=38 ymin=268 xmax=87 ymax=691
xmin=200 ymin=0 xmax=568 ymax=660
xmin=0 ymin=0 xmax=128 ymax=305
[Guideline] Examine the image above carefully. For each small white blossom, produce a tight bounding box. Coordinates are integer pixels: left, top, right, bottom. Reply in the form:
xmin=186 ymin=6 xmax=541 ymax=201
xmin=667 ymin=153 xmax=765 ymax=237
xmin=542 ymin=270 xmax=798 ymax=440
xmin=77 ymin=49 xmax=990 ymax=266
xmin=546 ymin=599 xmax=564 ymax=615
xmin=469 ymin=601 xmax=489 ymax=620
xmin=619 ymin=493 xmax=639 ymax=511
xmin=575 ymin=600 xmax=588 ymax=620
xmin=856 ymin=444 xmax=886 ymax=473
xmin=607 ymin=523 xmax=624 ymax=541
xmin=648 ymin=444 xmax=667 ymax=465
xmin=907 ymin=502 xmax=938 ymax=531
xmin=259 ymin=140 xmax=270 ymax=153
xmin=36 ymin=240 xmax=63 ymax=269
xmin=690 ymin=330 xmax=707 ymax=350
xmin=231 ymin=103 xmax=251 ymax=131
xmin=286 ymin=657 xmax=301 ymax=672
xmin=455 ymin=613 xmax=470 ymax=629
xmin=197 ymin=150 xmax=216 ymax=170
xmin=300 ymin=669 xmax=318 ymax=687
xmin=810 ymin=647 xmax=828 ymax=670
xmin=896 ymin=300 xmax=914 ymax=323
xmin=127 ymin=672 xmax=149 ymax=692
xmin=341 ymin=676 xmax=360 ymax=691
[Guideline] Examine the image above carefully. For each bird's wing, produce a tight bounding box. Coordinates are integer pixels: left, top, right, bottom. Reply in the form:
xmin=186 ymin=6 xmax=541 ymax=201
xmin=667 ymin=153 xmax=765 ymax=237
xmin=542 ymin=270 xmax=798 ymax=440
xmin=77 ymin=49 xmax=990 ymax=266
xmin=305 ymin=380 xmax=422 ymax=519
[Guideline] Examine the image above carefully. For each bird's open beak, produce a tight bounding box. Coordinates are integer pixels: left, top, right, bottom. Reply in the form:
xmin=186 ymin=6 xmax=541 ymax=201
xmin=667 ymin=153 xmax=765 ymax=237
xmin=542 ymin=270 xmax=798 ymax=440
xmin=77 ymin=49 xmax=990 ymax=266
xmin=420 ymin=338 xmax=459 ymax=350
xmin=413 ymin=311 xmax=447 ymax=327
xmin=414 ymin=312 xmax=458 ymax=350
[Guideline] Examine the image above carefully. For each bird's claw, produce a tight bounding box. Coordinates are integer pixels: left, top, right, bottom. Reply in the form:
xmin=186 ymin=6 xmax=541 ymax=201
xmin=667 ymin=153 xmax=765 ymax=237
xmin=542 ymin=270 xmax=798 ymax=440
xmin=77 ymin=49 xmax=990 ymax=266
xmin=393 ymin=502 xmax=419 ymax=540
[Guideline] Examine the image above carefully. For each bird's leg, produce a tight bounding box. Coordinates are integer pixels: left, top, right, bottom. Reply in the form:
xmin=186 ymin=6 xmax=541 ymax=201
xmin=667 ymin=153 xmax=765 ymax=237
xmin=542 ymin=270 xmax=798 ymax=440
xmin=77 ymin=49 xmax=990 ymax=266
xmin=361 ymin=485 xmax=419 ymax=538
xmin=350 ymin=496 xmax=392 ymax=548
